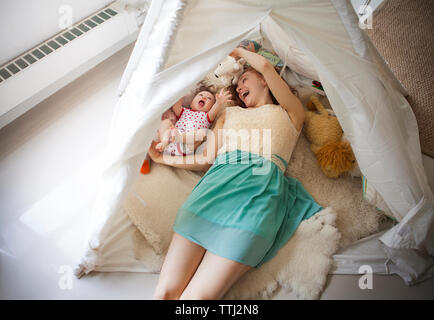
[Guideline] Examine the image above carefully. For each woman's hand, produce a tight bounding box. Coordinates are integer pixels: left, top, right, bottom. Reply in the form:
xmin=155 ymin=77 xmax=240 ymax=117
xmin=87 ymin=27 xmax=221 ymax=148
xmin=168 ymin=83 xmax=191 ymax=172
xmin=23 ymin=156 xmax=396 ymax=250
xmin=229 ymin=47 xmax=270 ymax=75
xmin=229 ymin=47 xmax=242 ymax=59
xmin=148 ymin=140 xmax=163 ymax=164
xmin=148 ymin=139 xmax=211 ymax=172
xmin=230 ymin=39 xmax=257 ymax=58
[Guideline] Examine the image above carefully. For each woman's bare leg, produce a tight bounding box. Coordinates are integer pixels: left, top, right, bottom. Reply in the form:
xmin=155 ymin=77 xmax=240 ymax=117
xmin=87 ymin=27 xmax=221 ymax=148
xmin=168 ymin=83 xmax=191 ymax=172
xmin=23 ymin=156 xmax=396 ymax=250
xmin=153 ymin=232 xmax=206 ymax=300
xmin=179 ymin=251 xmax=252 ymax=300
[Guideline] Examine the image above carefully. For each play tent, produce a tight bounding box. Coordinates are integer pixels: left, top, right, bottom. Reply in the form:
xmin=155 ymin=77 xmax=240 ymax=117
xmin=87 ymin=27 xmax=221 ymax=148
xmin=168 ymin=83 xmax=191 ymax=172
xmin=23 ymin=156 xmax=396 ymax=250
xmin=73 ymin=0 xmax=434 ymax=285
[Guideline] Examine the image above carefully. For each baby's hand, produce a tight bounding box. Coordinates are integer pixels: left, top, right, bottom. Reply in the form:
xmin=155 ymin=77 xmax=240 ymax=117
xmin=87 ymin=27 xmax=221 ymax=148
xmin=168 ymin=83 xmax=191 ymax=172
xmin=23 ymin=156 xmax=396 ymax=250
xmin=215 ymin=88 xmax=232 ymax=106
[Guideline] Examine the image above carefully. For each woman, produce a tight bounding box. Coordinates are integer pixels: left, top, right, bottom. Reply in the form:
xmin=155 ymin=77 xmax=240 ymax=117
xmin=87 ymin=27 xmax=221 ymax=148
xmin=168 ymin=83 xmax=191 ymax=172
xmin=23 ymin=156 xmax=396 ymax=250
xmin=147 ymin=47 xmax=323 ymax=300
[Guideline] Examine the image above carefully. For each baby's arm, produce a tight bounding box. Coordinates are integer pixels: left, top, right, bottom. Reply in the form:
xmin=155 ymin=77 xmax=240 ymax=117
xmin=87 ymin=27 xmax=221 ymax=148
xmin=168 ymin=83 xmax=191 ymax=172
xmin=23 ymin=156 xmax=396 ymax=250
xmin=207 ymin=88 xmax=232 ymax=122
xmin=171 ymin=97 xmax=184 ymax=118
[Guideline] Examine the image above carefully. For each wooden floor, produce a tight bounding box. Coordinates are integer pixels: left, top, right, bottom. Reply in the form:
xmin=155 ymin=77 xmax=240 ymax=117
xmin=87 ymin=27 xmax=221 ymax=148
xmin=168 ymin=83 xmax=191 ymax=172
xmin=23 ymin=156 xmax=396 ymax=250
xmin=1 ymin=42 xmax=433 ymax=300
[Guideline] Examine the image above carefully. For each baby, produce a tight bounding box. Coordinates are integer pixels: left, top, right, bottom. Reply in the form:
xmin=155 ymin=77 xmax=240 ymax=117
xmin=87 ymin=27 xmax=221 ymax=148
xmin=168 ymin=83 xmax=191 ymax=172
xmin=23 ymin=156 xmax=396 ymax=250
xmin=156 ymin=88 xmax=232 ymax=156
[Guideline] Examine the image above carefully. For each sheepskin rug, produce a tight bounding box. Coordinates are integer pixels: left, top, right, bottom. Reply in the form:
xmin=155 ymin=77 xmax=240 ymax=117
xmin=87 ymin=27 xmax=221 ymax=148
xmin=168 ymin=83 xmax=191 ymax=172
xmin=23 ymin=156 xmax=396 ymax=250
xmin=124 ymin=91 xmax=385 ymax=300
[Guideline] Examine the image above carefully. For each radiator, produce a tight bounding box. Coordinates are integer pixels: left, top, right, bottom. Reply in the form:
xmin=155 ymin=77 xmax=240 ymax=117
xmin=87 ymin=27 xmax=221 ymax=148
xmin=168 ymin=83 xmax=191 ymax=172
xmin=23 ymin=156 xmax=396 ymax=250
xmin=0 ymin=1 xmax=147 ymax=129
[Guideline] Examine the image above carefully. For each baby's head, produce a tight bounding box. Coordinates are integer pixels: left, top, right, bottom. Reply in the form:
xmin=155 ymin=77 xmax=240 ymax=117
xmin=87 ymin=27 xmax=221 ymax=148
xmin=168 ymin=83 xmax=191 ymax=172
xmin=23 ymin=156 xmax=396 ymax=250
xmin=190 ymin=90 xmax=215 ymax=112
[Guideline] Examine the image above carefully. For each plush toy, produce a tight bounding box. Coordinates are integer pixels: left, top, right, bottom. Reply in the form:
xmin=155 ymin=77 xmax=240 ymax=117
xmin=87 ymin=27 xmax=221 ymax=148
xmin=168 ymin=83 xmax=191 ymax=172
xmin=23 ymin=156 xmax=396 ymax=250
xmin=304 ymin=95 xmax=359 ymax=178
xmin=201 ymin=56 xmax=246 ymax=93
xmin=140 ymin=154 xmax=150 ymax=174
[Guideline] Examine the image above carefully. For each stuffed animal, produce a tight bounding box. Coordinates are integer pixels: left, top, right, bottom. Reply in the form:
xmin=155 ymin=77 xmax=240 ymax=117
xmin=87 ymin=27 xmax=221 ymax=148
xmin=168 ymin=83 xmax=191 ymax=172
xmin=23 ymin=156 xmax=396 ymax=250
xmin=304 ymin=95 xmax=359 ymax=178
xmin=201 ymin=56 xmax=246 ymax=93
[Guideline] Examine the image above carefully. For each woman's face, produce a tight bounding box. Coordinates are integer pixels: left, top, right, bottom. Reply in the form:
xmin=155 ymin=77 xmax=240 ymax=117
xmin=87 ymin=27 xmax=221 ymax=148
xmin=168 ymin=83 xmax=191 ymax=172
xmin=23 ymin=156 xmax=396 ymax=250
xmin=236 ymin=70 xmax=268 ymax=108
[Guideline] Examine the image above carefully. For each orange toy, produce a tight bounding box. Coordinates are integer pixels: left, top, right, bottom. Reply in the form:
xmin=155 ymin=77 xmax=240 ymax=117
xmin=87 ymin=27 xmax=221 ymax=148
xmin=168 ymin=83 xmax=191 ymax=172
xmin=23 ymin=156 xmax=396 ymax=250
xmin=140 ymin=154 xmax=150 ymax=174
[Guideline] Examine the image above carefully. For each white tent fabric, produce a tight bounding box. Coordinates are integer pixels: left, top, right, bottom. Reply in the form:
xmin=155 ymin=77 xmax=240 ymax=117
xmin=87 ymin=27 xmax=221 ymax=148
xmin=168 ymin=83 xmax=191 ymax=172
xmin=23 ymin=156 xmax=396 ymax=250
xmin=71 ymin=0 xmax=433 ymax=286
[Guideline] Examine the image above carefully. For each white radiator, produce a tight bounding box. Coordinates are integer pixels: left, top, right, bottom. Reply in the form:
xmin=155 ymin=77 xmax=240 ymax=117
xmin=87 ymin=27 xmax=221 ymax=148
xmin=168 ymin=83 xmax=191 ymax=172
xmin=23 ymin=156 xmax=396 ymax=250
xmin=0 ymin=1 xmax=147 ymax=129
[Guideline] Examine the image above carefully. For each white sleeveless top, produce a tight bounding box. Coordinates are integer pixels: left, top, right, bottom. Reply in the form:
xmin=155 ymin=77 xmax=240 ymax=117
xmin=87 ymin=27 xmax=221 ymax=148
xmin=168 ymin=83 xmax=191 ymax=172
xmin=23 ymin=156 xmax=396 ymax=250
xmin=217 ymin=104 xmax=301 ymax=172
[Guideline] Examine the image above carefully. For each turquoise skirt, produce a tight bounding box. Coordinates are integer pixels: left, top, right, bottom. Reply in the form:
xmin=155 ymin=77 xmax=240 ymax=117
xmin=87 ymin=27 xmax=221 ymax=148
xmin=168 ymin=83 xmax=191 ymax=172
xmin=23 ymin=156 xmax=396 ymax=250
xmin=173 ymin=149 xmax=323 ymax=268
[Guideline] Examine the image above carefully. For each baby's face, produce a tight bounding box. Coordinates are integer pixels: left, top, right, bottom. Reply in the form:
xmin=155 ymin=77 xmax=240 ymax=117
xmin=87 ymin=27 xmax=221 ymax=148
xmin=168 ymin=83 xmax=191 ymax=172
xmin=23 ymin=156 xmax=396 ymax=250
xmin=190 ymin=91 xmax=215 ymax=112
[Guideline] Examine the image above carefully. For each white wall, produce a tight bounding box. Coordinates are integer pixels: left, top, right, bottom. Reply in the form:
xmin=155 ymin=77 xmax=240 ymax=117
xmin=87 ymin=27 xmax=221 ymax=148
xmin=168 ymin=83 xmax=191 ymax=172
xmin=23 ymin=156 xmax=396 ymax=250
xmin=0 ymin=0 xmax=114 ymax=66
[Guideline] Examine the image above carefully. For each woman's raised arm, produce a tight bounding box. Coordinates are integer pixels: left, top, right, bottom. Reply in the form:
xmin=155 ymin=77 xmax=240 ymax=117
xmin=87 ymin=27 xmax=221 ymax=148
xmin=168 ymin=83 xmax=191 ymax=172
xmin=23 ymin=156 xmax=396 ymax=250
xmin=231 ymin=48 xmax=305 ymax=132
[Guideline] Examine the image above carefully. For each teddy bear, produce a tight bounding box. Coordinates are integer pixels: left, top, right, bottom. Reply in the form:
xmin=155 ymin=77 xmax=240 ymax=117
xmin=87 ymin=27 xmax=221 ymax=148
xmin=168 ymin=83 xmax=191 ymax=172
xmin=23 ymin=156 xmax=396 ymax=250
xmin=201 ymin=56 xmax=246 ymax=93
xmin=304 ymin=95 xmax=360 ymax=178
